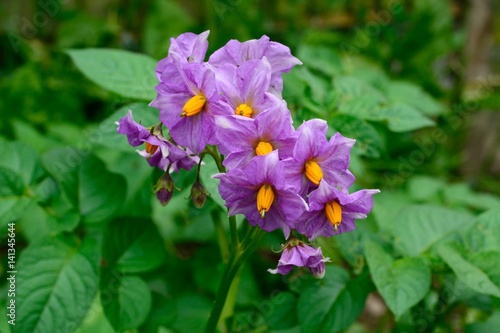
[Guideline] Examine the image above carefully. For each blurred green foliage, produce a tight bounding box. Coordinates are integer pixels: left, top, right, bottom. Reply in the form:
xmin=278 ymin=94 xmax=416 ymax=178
xmin=1 ymin=1 xmax=500 ymax=333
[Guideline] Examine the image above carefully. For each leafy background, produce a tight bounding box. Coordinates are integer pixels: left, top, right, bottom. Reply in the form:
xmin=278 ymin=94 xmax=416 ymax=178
xmin=1 ymin=0 xmax=500 ymax=332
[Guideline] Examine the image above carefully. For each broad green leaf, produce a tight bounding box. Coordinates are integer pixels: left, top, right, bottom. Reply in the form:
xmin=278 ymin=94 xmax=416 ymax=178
xmin=267 ymin=292 xmax=298 ymax=330
xmin=407 ymin=175 xmax=446 ymax=202
xmin=384 ymin=81 xmax=444 ymax=116
xmin=365 ymin=241 xmax=431 ymax=318
xmin=98 ymin=103 xmax=160 ymax=152
xmin=67 ymin=48 xmax=157 ymax=101
xmin=298 ymin=266 xmax=372 ymax=333
xmin=331 ymin=114 xmax=385 ymax=158
xmin=444 ymin=183 xmax=500 ymax=211
xmin=14 ymin=235 xmax=98 ymax=333
xmin=42 ymin=151 xmax=126 ymax=223
xmin=0 ymin=166 xmax=34 ymax=229
xmin=171 ymin=294 xmax=212 ymax=333
xmin=297 ymin=45 xmax=343 ymax=77
xmin=101 ymin=218 xmax=158 ymax=330
xmin=377 ymin=103 xmax=435 ymax=132
xmin=17 ymin=203 xmax=79 ymax=242
xmin=371 ymin=191 xmax=412 ymax=232
xmin=437 ymin=244 xmax=500 ymax=298
xmin=139 ymin=292 xmax=176 ymax=333
xmin=102 ymin=217 xmax=165 ymax=273
xmin=463 ymin=208 xmax=500 ymax=253
xmin=0 ymin=140 xmax=44 ymax=186
xmin=392 ymin=205 xmax=474 ymax=256
xmin=334 ymin=76 xmax=386 ymax=104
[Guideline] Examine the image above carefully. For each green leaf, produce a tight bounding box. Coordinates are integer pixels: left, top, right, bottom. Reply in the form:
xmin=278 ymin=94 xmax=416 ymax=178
xmin=298 ymin=266 xmax=372 ymax=333
xmin=437 ymin=244 xmax=500 ymax=298
xmin=0 ymin=140 xmax=44 ymax=186
xmin=171 ymin=294 xmax=212 ymax=333
xmin=100 ymin=218 xmax=159 ymax=330
xmin=334 ymin=76 xmax=386 ymax=104
xmin=407 ymin=176 xmax=446 ymax=202
xmin=377 ymin=103 xmax=435 ymax=132
xmin=0 ymin=166 xmax=34 ymax=229
xmin=444 ymin=183 xmax=500 ymax=211
xmin=371 ymin=191 xmax=412 ymax=232
xmin=384 ymin=81 xmax=444 ymax=116
xmin=392 ymin=205 xmax=474 ymax=256
xmin=330 ymin=114 xmax=385 ymax=158
xmin=365 ymin=241 xmax=431 ymax=318
xmin=42 ymin=151 xmax=126 ymax=223
xmin=14 ymin=235 xmax=98 ymax=333
xmin=463 ymin=208 xmax=500 ymax=253
xmin=67 ymin=48 xmax=158 ymax=101
xmin=102 ymin=217 xmax=165 ymax=273
xmin=297 ymin=45 xmax=343 ymax=77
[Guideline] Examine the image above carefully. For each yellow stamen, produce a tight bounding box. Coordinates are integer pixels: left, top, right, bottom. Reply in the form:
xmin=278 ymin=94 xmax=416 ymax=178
xmin=256 ymin=184 xmax=275 ymax=218
xmin=145 ymin=142 xmax=158 ymax=155
xmin=181 ymin=95 xmax=206 ymax=117
xmin=325 ymin=201 xmax=342 ymax=231
xmin=304 ymin=160 xmax=323 ymax=185
xmin=235 ymin=104 xmax=253 ymax=117
xmin=255 ymin=141 xmax=273 ymax=156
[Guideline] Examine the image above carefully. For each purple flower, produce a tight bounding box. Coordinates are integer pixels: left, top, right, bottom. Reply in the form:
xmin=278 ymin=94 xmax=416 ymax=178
xmin=214 ymin=98 xmax=296 ymax=169
xmin=209 ymin=35 xmax=302 ymax=96
xmin=284 ymin=119 xmax=356 ymax=196
xmin=214 ymin=151 xmax=307 ymax=238
xmin=116 ymin=110 xmax=196 ymax=171
xmin=268 ymin=239 xmax=329 ymax=278
xmin=212 ymin=58 xmax=275 ymax=120
xmin=151 ymin=62 xmax=228 ymax=154
xmin=294 ymin=181 xmax=380 ymax=240
xmin=155 ymin=31 xmax=210 ymax=79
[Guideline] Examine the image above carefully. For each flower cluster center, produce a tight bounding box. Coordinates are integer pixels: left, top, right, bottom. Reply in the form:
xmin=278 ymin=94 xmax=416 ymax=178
xmin=325 ymin=200 xmax=342 ymax=231
xmin=304 ymin=160 xmax=323 ymax=185
xmin=181 ymin=94 xmax=206 ymax=117
xmin=255 ymin=141 xmax=273 ymax=156
xmin=235 ymin=104 xmax=253 ymax=117
xmin=256 ymin=184 xmax=275 ymax=218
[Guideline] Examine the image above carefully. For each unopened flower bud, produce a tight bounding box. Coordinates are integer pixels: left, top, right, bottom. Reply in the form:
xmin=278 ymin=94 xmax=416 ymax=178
xmin=154 ymin=173 xmax=174 ymax=206
xmin=190 ymin=180 xmax=208 ymax=208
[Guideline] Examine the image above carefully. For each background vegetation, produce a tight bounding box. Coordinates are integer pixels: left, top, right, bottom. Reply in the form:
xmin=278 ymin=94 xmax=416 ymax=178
xmin=1 ymin=0 xmax=500 ymax=332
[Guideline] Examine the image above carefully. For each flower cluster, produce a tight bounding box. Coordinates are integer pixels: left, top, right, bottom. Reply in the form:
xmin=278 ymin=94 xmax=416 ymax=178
xmin=117 ymin=31 xmax=379 ymax=278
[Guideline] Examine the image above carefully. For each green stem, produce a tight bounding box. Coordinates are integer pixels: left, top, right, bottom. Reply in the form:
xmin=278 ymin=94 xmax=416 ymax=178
xmin=204 ymin=227 xmax=264 ymax=333
xmin=212 ymin=210 xmax=230 ymax=262
xmin=228 ymin=215 xmax=239 ymax=252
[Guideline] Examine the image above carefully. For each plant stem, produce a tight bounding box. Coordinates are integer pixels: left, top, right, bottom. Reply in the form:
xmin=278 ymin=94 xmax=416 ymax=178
xmin=212 ymin=210 xmax=230 ymax=262
xmin=204 ymin=227 xmax=264 ymax=333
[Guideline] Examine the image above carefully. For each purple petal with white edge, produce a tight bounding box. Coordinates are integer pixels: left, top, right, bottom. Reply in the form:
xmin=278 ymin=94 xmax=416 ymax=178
xmin=213 ymin=64 xmax=241 ymax=106
xmin=282 ymin=157 xmax=309 ymax=194
xmin=343 ymin=189 xmax=381 ymax=215
xmin=117 ymin=110 xmax=148 ymax=147
xmin=214 ymin=115 xmax=256 ymax=155
xmin=168 ymin=31 xmax=209 ymax=63
xmin=254 ymin=96 xmax=294 ymax=140
xmin=277 ymin=189 xmax=308 ymax=223
xmin=169 ymin=113 xmax=206 ymax=154
xmin=244 ymin=151 xmax=285 ymax=189
xmin=268 ymin=243 xmax=326 ymax=276
xmin=223 ymin=150 xmax=255 ymax=170
xmin=238 ymin=58 xmax=272 ymax=104
xmin=293 ymin=119 xmax=329 ymax=162
xmin=152 ymin=91 xmax=192 ymax=129
xmin=263 ymin=40 xmax=302 ymax=74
